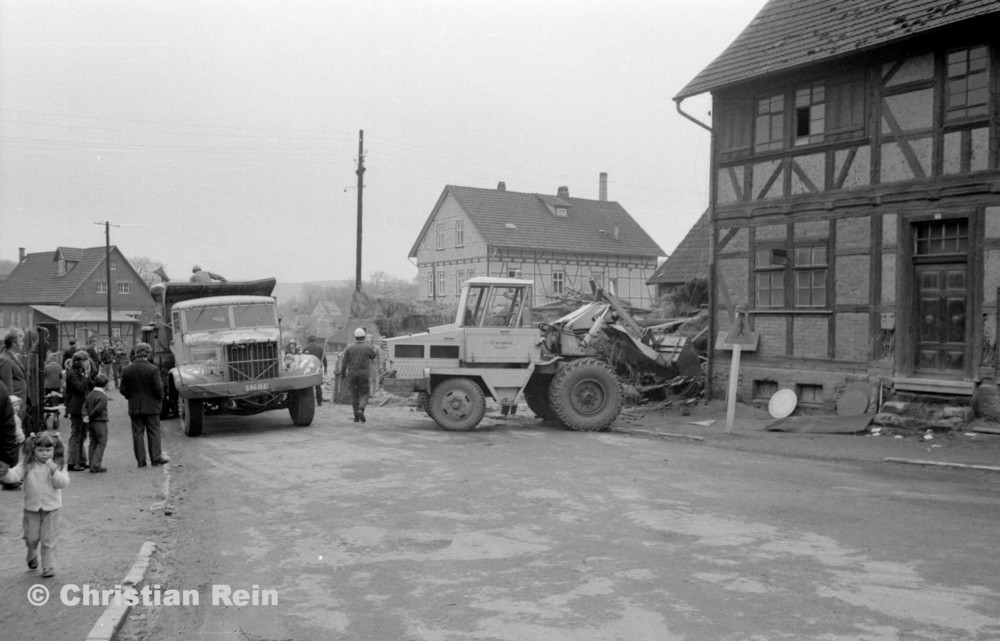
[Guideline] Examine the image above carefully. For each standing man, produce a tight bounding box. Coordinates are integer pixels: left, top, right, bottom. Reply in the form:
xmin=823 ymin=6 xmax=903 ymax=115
xmin=302 ymin=335 xmax=327 ymax=405
xmin=119 ymin=343 xmax=168 ymax=468
xmin=98 ymin=339 xmax=115 ymax=389
xmin=0 ymin=328 xmax=28 ymax=420
xmin=0 ymin=380 xmax=18 ymax=481
xmin=340 ymin=328 xmax=377 ymax=423
xmin=112 ymin=339 xmax=129 ymax=388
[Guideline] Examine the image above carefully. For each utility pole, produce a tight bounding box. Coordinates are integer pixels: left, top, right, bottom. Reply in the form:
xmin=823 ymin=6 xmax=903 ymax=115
xmin=94 ymin=221 xmax=118 ymax=341
xmin=355 ymin=129 xmax=366 ymax=292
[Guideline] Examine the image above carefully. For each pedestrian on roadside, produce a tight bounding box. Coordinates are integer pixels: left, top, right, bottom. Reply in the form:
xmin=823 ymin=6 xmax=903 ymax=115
xmin=302 ymin=335 xmax=328 ymax=406
xmin=0 ymin=430 xmax=69 ymax=578
xmin=99 ymin=340 xmax=115 ymax=389
xmin=62 ymin=339 xmax=79 ymax=365
xmin=85 ymin=335 xmax=101 ymax=367
xmin=112 ymin=339 xmax=129 ymax=387
xmin=0 ymin=380 xmax=21 ymax=491
xmin=119 ymin=342 xmax=168 ymax=468
xmin=65 ymin=351 xmax=94 ymax=471
xmin=83 ymin=374 xmax=110 ymax=473
xmin=340 ymin=328 xmax=377 ymax=423
xmin=0 ymin=327 xmax=28 ymax=422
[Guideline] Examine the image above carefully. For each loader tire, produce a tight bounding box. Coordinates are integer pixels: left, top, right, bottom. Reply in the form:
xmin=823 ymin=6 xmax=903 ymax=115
xmin=523 ymin=375 xmax=557 ymax=421
xmin=548 ymin=358 xmax=623 ymax=432
xmin=430 ymin=378 xmax=486 ymax=431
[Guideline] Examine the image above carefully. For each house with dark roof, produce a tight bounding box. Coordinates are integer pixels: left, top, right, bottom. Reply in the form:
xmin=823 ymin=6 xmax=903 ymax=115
xmin=677 ymin=0 xmax=1000 ymax=410
xmin=0 ymin=246 xmax=154 ymax=351
xmin=409 ymin=176 xmax=665 ymax=309
xmin=646 ymin=209 xmax=710 ymax=299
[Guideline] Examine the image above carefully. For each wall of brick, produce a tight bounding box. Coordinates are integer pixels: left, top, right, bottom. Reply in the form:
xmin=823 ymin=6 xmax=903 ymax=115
xmin=751 ymin=315 xmax=787 ymax=357
xmin=794 ymin=219 xmax=828 ymax=238
xmin=836 ymin=216 xmax=871 ymax=250
xmin=792 ymin=316 xmax=828 ymax=358
xmin=835 ymin=313 xmax=870 ymax=362
xmin=836 ymin=255 xmax=870 ymax=305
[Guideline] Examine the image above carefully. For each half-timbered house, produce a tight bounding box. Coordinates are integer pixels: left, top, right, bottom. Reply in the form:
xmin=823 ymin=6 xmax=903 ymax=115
xmin=677 ymin=0 xmax=1000 ymax=409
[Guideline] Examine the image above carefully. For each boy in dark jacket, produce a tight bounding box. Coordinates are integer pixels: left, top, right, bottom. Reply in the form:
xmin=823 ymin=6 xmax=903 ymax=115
xmin=83 ymin=374 xmax=110 ymax=473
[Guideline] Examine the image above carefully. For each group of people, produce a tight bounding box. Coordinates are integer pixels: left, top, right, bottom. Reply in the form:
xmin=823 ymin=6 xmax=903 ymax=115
xmin=0 ymin=326 xmax=168 ymax=579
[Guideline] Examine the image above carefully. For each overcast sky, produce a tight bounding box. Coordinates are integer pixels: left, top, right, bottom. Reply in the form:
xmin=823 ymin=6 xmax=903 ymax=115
xmin=0 ymin=0 xmax=767 ymax=284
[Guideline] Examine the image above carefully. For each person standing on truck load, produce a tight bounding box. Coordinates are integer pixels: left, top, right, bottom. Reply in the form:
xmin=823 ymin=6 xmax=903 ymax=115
xmin=119 ymin=343 xmax=168 ymax=468
xmin=340 ymin=328 xmax=377 ymax=423
xmin=302 ymin=335 xmax=327 ymax=405
xmin=190 ymin=265 xmax=227 ymax=283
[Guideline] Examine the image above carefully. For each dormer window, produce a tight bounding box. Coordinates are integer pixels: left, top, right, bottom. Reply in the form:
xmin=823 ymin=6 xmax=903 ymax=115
xmin=57 ymin=259 xmax=67 ymax=277
xmin=555 ymin=207 xmax=567 ymax=218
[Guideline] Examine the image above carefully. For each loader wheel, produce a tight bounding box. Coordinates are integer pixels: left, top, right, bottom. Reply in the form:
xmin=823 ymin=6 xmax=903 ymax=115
xmin=430 ymin=378 xmax=486 ymax=431
xmin=180 ymin=398 xmax=204 ymax=437
xmin=288 ymin=389 xmax=316 ymax=426
xmin=548 ymin=358 xmax=623 ymax=432
xmin=523 ymin=375 xmax=557 ymax=421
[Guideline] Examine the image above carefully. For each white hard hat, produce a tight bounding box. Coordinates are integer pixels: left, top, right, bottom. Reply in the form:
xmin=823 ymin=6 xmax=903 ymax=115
xmin=354 ymin=327 xmax=366 ymax=338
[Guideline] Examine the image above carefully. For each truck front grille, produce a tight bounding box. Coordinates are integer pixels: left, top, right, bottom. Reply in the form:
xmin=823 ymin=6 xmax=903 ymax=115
xmin=226 ymin=342 xmax=279 ymax=381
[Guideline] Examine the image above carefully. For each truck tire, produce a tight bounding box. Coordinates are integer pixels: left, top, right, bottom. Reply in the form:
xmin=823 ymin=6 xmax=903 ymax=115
xmin=548 ymin=358 xmax=623 ymax=432
xmin=181 ymin=398 xmax=203 ymax=437
xmin=429 ymin=378 xmax=486 ymax=431
xmin=524 ymin=375 xmax=557 ymax=421
xmin=418 ymin=392 xmax=433 ymax=417
xmin=288 ymin=389 xmax=316 ymax=426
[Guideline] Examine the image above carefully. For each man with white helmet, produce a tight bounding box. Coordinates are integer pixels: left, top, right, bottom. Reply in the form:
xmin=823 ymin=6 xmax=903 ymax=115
xmin=340 ymin=327 xmax=378 ymax=422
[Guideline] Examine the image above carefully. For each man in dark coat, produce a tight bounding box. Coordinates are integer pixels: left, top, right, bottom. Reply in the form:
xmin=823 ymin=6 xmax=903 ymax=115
xmin=0 ymin=380 xmax=20 ymax=481
xmin=302 ymin=335 xmax=328 ymax=405
xmin=119 ymin=342 xmax=168 ymax=468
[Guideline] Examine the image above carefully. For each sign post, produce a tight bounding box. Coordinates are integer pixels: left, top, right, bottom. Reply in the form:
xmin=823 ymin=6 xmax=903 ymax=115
xmin=721 ymin=307 xmax=755 ymax=434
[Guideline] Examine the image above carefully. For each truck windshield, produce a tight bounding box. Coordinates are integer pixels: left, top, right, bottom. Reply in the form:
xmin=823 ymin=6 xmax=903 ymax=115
xmin=185 ymin=306 xmax=230 ymax=331
xmin=233 ymin=303 xmax=276 ymax=328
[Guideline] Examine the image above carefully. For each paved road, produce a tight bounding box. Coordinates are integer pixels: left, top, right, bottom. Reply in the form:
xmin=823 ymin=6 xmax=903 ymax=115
xmin=112 ymin=402 xmax=1000 ymax=641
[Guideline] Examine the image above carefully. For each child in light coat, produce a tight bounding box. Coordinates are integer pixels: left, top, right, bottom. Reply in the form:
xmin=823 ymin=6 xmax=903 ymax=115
xmin=0 ymin=431 xmax=69 ymax=577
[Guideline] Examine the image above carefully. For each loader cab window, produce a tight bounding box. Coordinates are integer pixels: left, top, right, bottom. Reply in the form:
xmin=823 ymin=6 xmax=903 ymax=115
xmin=461 ymin=283 xmax=531 ymax=328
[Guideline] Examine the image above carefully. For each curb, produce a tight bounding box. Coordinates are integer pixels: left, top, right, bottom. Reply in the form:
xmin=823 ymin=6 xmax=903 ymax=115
xmin=84 ymin=541 xmax=157 ymax=641
xmin=882 ymin=457 xmax=1000 ymax=473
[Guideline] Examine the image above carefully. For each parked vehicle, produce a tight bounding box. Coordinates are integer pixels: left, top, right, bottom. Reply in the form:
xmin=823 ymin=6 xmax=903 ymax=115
xmin=383 ymin=277 xmax=700 ymax=432
xmin=144 ymin=278 xmax=323 ymax=436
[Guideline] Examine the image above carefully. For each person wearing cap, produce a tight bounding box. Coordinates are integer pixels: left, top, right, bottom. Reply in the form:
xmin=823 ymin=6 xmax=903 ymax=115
xmin=189 ymin=265 xmax=227 ymax=283
xmin=119 ymin=343 xmax=168 ymax=468
xmin=301 ymin=335 xmax=327 ymax=406
xmin=340 ymin=328 xmax=378 ymax=423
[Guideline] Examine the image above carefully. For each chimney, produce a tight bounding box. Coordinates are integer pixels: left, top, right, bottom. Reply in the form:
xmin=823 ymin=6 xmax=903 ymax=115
xmin=557 ymin=185 xmax=569 ymax=198
xmin=19 ymin=247 xmax=26 ymax=263
xmin=599 ymin=172 xmax=608 ymax=201
xmin=497 ymin=181 xmax=506 ymax=191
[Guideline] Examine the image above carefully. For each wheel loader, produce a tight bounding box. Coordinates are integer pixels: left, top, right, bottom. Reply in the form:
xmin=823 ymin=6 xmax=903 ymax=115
xmin=383 ymin=277 xmax=700 ymax=432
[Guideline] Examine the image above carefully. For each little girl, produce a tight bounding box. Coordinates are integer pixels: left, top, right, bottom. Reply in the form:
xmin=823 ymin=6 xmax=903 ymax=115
xmin=0 ymin=431 xmax=69 ymax=577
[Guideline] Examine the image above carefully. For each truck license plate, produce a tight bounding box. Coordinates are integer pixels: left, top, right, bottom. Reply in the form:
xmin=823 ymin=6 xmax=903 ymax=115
xmin=244 ymin=382 xmax=270 ymax=392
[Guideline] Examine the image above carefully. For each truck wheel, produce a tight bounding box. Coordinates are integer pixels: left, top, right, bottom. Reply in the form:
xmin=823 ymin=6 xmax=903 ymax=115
xmin=288 ymin=389 xmax=316 ymax=426
xmin=181 ymin=398 xmax=203 ymax=437
xmin=429 ymin=378 xmax=486 ymax=431
xmin=524 ymin=375 xmax=557 ymax=421
xmin=548 ymin=358 xmax=623 ymax=432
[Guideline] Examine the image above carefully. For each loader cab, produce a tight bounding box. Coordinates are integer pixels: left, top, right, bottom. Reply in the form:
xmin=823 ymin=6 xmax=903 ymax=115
xmin=458 ymin=277 xmax=533 ymax=328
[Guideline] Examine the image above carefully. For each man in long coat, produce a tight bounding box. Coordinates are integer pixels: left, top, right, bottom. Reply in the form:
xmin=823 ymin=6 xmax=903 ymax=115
xmin=119 ymin=343 xmax=168 ymax=468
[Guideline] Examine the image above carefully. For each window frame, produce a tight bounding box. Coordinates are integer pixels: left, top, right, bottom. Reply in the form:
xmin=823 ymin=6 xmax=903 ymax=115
xmin=552 ymin=271 xmax=565 ymax=295
xmin=454 ymin=220 xmax=464 ymax=248
xmin=945 ymin=44 xmax=990 ymax=123
xmin=754 ymin=241 xmax=830 ymax=311
xmin=117 ymin=282 xmax=131 ymax=295
xmin=97 ymin=281 xmax=108 ymax=294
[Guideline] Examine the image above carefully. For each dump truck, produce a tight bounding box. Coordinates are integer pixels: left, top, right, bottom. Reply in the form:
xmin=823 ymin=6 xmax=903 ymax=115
xmin=144 ymin=278 xmax=323 ymax=436
xmin=383 ymin=277 xmax=700 ymax=432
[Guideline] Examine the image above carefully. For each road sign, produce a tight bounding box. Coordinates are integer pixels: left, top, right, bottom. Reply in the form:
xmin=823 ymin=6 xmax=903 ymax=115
xmin=718 ymin=309 xmax=759 ymax=351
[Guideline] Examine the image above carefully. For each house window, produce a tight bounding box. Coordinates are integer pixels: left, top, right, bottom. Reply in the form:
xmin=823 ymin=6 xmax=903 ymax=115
xmin=754 ymin=380 xmax=779 ymax=401
xmin=118 ymin=282 xmax=131 ymax=295
xmin=794 ymin=246 xmax=827 ymax=308
xmin=57 ymin=259 xmax=67 ymax=277
xmin=111 ymin=328 xmax=121 ymax=338
xmin=97 ymin=281 xmax=108 ymax=294
xmin=555 ymin=206 xmax=567 ymax=218
xmin=435 ymin=223 xmax=445 ymax=250
xmin=552 ymin=271 xmax=565 ymax=295
xmin=110 ymin=259 xmax=118 ymax=270
xmin=946 ymin=45 xmax=989 ymax=121
xmin=796 ymin=383 xmax=824 ymax=405
xmin=794 ymin=83 xmax=825 ymax=146
xmin=915 ymin=220 xmax=968 ymax=255
xmin=754 ymin=93 xmax=785 ymax=152
xmin=437 ymin=271 xmax=446 ymax=298
xmin=456 ymin=270 xmax=465 ymax=293
xmin=755 ymin=251 xmax=785 ymax=308
xmin=455 ymin=220 xmax=464 ymax=247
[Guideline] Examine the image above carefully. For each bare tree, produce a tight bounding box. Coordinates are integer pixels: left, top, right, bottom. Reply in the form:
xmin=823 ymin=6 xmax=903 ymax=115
xmin=129 ymin=256 xmax=168 ymax=287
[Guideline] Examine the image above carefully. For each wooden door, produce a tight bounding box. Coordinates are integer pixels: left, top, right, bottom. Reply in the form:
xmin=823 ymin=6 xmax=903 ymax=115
xmin=915 ymin=263 xmax=967 ymax=373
